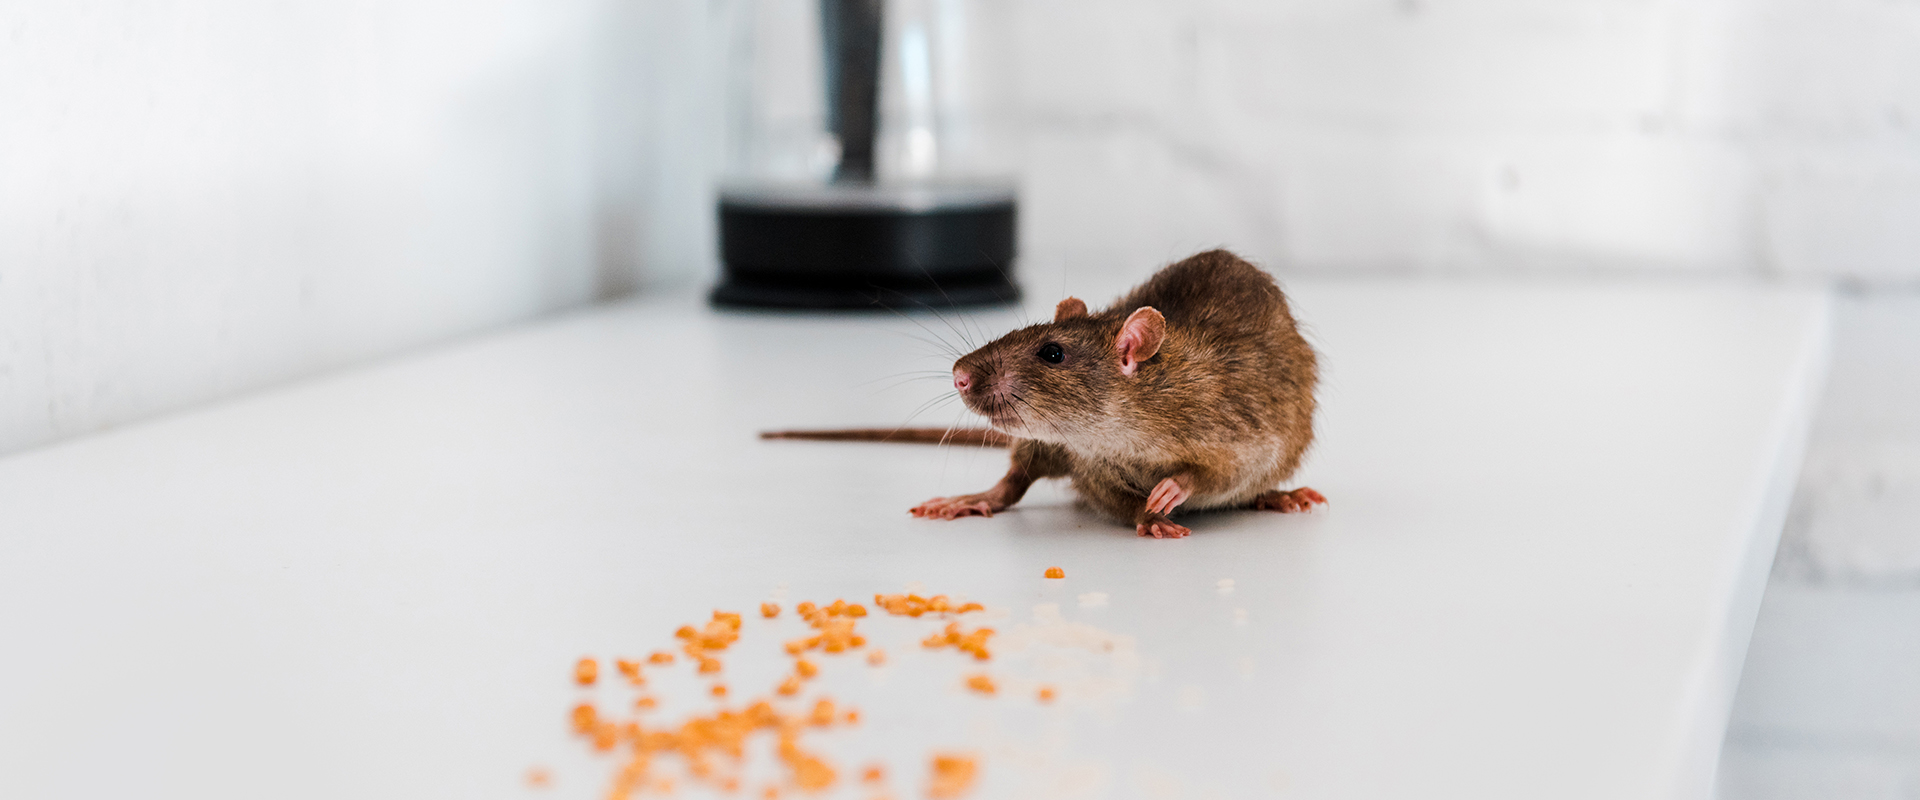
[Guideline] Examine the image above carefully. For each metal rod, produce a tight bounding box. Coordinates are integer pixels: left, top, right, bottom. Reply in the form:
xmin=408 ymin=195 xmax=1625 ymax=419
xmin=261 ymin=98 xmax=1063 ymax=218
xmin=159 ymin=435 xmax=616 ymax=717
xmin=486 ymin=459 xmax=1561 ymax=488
xmin=822 ymin=0 xmax=882 ymax=183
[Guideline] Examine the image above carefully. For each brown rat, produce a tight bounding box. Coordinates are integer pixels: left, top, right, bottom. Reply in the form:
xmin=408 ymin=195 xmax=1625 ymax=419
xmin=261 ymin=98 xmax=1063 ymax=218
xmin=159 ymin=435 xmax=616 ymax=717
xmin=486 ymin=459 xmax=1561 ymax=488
xmin=764 ymin=249 xmax=1325 ymax=538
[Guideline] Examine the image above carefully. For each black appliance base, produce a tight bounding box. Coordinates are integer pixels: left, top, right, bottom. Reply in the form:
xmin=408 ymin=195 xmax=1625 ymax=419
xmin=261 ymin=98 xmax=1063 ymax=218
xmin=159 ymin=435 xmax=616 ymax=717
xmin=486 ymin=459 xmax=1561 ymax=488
xmin=710 ymin=271 xmax=1020 ymax=311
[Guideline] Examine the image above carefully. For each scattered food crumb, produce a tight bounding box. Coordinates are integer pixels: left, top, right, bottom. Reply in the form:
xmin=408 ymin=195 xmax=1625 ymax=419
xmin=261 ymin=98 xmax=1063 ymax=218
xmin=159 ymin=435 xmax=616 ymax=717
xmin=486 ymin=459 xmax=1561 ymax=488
xmin=615 ymin=659 xmax=643 ymax=685
xmin=1216 ymin=578 xmax=1235 ymax=594
xmin=928 ymin=753 xmax=979 ymax=799
xmin=863 ymin=765 xmax=886 ymax=784
xmin=921 ymin=621 xmax=995 ymax=660
xmin=526 ymin=766 xmax=552 ymax=788
xmin=1037 ymin=685 xmax=1057 ymax=703
xmin=566 ymin=590 xmax=1019 ymax=800
xmin=1076 ymin=591 xmax=1108 ymax=608
xmin=1044 ymin=567 xmax=1065 ymax=579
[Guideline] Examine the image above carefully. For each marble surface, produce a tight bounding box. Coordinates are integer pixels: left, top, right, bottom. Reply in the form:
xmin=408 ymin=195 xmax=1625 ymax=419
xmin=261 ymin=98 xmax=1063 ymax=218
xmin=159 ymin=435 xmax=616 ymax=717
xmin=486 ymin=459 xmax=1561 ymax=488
xmin=0 ymin=279 xmax=1828 ymax=800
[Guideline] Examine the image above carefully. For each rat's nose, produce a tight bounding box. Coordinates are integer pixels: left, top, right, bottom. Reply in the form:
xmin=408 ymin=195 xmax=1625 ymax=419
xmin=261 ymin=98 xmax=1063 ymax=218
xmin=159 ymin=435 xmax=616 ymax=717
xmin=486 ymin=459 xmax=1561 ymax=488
xmin=953 ymin=368 xmax=973 ymax=393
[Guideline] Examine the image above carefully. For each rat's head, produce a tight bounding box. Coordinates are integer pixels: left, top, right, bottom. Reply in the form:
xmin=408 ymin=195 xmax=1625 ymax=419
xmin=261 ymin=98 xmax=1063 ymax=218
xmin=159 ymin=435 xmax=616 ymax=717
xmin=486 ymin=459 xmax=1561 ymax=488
xmin=950 ymin=297 xmax=1166 ymax=441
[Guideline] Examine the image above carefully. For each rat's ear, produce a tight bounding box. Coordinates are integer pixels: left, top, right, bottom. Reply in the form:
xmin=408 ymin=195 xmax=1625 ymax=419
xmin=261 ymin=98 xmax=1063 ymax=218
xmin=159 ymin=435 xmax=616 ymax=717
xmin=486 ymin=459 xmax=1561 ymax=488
xmin=1054 ymin=297 xmax=1088 ymax=322
xmin=1115 ymin=306 xmax=1165 ymax=376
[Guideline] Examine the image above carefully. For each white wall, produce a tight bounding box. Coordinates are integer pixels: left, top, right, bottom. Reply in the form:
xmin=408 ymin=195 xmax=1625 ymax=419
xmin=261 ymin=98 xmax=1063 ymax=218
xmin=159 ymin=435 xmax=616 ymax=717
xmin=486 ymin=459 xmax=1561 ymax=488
xmin=0 ymin=0 xmax=709 ymax=456
xmin=1015 ymin=0 xmax=1920 ymax=285
xmin=651 ymin=0 xmax=1920 ymax=287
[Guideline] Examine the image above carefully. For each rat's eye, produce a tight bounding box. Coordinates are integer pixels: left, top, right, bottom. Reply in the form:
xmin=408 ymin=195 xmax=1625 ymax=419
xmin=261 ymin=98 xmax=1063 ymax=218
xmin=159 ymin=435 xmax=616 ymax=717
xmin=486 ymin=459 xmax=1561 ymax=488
xmin=1037 ymin=343 xmax=1065 ymax=364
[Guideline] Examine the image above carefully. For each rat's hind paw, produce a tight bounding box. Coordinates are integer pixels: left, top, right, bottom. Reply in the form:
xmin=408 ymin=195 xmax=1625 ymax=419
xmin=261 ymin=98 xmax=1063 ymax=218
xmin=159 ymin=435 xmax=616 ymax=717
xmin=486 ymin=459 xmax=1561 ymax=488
xmin=1250 ymin=487 xmax=1328 ymax=513
xmin=911 ymin=495 xmax=1002 ymax=520
xmin=1136 ymin=514 xmax=1191 ymax=539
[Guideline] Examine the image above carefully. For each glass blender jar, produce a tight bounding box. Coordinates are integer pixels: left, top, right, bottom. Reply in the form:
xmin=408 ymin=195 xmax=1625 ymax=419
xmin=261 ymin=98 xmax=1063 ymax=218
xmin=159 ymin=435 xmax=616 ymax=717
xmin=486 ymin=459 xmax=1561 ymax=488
xmin=712 ymin=0 xmax=1019 ymax=309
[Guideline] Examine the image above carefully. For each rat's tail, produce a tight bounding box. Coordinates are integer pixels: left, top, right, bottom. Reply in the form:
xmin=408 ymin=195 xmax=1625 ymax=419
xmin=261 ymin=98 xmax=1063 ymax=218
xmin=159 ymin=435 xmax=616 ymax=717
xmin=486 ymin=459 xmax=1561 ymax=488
xmin=759 ymin=428 xmax=1012 ymax=447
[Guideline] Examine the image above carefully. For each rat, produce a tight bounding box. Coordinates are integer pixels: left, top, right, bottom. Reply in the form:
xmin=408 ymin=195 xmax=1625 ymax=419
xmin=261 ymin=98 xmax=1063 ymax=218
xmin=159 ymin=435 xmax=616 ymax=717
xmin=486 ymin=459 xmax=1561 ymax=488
xmin=763 ymin=249 xmax=1325 ymax=538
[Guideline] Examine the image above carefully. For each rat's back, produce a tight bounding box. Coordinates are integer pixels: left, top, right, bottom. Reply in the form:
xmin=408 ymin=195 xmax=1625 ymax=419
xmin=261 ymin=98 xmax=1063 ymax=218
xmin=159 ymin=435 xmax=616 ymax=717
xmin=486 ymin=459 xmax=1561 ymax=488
xmin=1108 ymin=249 xmax=1296 ymax=343
xmin=1099 ymin=249 xmax=1318 ymax=508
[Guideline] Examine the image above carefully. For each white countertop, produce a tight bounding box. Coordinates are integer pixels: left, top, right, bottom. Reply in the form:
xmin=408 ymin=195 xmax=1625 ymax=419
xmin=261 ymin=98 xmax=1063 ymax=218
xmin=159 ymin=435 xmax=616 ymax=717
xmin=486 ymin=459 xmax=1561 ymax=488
xmin=0 ymin=279 xmax=1828 ymax=800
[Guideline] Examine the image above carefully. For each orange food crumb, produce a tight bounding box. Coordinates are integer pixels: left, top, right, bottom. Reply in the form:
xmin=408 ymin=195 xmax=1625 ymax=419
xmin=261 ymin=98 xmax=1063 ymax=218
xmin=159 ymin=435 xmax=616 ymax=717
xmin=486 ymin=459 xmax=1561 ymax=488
xmin=956 ymin=602 xmax=984 ymax=614
xmin=634 ymin=696 xmax=657 ymax=710
xmin=1037 ymin=686 xmax=1057 ymax=703
xmin=526 ymin=766 xmax=552 ymax=788
xmin=697 ymin=656 xmax=723 ymax=675
xmin=615 ymin=658 xmax=643 ymax=684
xmin=693 ymin=618 xmax=741 ymax=650
xmin=571 ymin=703 xmax=597 ymax=733
xmin=921 ymin=622 xmax=994 ymax=660
xmin=795 ymin=659 xmax=819 ymax=678
xmin=845 ymin=709 xmax=860 ymax=724
xmin=866 ymin=649 xmax=886 ymax=666
xmin=761 ymin=602 xmax=780 ymax=618
xmin=574 ymin=657 xmax=598 ymax=685
xmin=1044 ymin=567 xmax=1065 ymax=579
xmin=928 ymin=753 xmax=978 ymax=799
xmin=762 ymin=786 xmax=780 ymax=799
xmin=795 ymin=601 xmax=818 ymax=618
xmin=863 ymin=765 xmax=885 ymax=784
xmin=809 ymin=699 xmax=837 ymax=726
xmin=782 ymin=739 xmax=836 ymax=790
xmin=711 ymin=684 xmax=728 ymax=698
xmin=847 ymin=604 xmax=868 ymax=617
xmin=965 ymin=674 xmax=996 ymax=695
xmin=675 ymin=625 xmax=698 ymax=639
xmin=593 ymin=720 xmax=618 ymax=750
xmin=648 ymin=651 xmax=675 ymax=665
xmin=777 ymin=675 xmax=801 ymax=696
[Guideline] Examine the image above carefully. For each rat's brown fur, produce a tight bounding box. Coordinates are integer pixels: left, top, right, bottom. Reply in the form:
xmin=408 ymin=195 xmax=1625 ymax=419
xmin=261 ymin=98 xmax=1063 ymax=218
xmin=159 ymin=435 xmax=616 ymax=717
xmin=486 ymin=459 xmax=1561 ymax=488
xmin=909 ymin=249 xmax=1323 ymax=538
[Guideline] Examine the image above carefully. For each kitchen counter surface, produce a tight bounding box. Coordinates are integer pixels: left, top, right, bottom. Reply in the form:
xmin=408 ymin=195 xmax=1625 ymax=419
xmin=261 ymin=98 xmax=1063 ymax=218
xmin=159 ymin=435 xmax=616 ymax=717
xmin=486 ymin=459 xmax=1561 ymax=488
xmin=0 ymin=278 xmax=1828 ymax=800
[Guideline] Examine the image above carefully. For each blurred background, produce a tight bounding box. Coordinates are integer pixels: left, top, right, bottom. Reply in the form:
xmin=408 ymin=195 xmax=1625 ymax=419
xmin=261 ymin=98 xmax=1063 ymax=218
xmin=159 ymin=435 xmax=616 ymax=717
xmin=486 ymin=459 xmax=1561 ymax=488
xmin=1 ymin=1 xmax=1916 ymax=795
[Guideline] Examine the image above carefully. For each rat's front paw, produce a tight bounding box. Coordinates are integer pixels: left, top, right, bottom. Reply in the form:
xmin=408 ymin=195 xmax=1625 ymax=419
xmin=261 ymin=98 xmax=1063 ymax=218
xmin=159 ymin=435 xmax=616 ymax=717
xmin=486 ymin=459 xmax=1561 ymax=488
xmin=1136 ymin=513 xmax=1191 ymax=539
xmin=1144 ymin=476 xmax=1192 ymax=516
xmin=1250 ymin=487 xmax=1328 ymax=513
xmin=911 ymin=495 xmax=1001 ymax=520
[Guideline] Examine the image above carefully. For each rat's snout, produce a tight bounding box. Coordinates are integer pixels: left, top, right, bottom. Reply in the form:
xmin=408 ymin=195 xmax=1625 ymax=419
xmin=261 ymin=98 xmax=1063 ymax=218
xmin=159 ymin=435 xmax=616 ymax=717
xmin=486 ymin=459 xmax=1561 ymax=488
xmin=952 ymin=368 xmax=973 ymax=393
